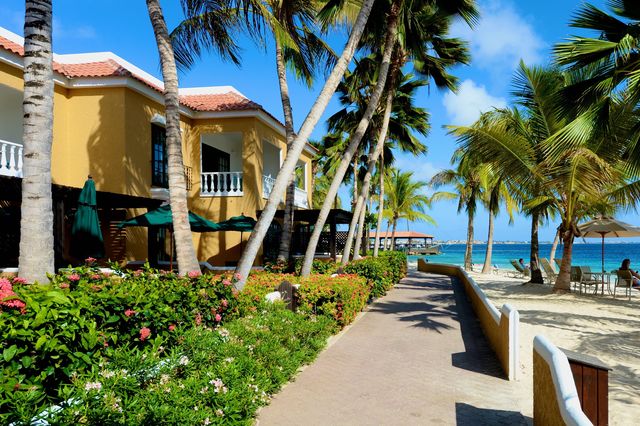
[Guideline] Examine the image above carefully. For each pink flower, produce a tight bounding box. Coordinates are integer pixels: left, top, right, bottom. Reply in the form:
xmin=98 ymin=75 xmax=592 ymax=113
xmin=12 ymin=277 xmax=28 ymax=285
xmin=169 ymin=324 xmax=176 ymax=332
xmin=0 ymin=278 xmax=11 ymax=291
xmin=68 ymin=274 xmax=81 ymax=282
xmin=91 ymin=285 xmax=101 ymax=291
xmin=90 ymin=274 xmax=101 ymax=280
xmin=102 ymin=271 xmax=112 ymax=277
xmin=124 ymin=309 xmax=136 ymax=317
xmin=139 ymin=327 xmax=151 ymax=341
xmin=221 ymin=299 xmax=228 ymax=308
xmin=187 ymin=270 xmax=201 ymax=278
xmin=215 ymin=314 xmax=222 ymax=322
xmin=195 ymin=312 xmax=202 ymax=326
xmin=59 ymin=283 xmax=70 ymax=289
xmin=85 ymin=257 xmax=97 ymax=264
xmin=222 ymin=279 xmax=232 ymax=287
xmin=0 ymin=279 xmax=26 ymax=314
xmin=133 ymin=270 xmax=142 ymax=277
xmin=233 ymin=273 xmax=242 ymax=281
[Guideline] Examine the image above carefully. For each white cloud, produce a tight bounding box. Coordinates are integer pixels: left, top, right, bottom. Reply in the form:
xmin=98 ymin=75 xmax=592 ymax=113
xmin=394 ymin=155 xmax=440 ymax=183
xmin=442 ymin=79 xmax=506 ymax=125
xmin=452 ymin=0 xmax=545 ymax=69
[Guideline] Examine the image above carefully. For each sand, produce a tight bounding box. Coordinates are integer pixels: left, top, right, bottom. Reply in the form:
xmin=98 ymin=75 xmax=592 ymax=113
xmin=468 ymin=271 xmax=640 ymax=425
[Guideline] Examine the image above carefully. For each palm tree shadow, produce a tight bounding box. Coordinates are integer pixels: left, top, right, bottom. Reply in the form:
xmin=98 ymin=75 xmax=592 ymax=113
xmin=455 ymin=402 xmax=532 ymax=425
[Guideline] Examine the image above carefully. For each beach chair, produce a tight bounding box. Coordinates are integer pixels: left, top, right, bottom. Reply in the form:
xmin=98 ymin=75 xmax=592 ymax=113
xmin=577 ymin=266 xmax=601 ymax=295
xmin=553 ymin=258 xmax=562 ymax=271
xmin=540 ymin=258 xmax=557 ymax=284
xmin=614 ymin=270 xmax=634 ymax=301
xmin=509 ymin=259 xmax=527 ymax=278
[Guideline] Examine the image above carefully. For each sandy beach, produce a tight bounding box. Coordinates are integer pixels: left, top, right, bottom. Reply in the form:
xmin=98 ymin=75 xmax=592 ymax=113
xmin=469 ymin=271 xmax=640 ymax=425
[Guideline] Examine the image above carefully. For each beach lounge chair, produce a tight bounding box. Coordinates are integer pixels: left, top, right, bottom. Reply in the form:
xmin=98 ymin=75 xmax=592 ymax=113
xmin=553 ymin=258 xmax=562 ymax=271
xmin=540 ymin=258 xmax=557 ymax=284
xmin=614 ymin=270 xmax=634 ymax=300
xmin=509 ymin=260 xmax=527 ymax=278
xmin=577 ymin=266 xmax=601 ymax=295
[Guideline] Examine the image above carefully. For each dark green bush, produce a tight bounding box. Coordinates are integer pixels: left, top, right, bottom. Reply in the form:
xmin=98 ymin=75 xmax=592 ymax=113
xmin=379 ymin=251 xmax=408 ymax=283
xmin=293 ymin=258 xmax=337 ymax=275
xmin=343 ymin=251 xmax=407 ymax=298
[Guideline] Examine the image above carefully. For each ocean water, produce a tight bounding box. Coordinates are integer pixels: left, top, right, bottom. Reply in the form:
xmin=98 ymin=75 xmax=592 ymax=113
xmin=408 ymin=243 xmax=640 ymax=272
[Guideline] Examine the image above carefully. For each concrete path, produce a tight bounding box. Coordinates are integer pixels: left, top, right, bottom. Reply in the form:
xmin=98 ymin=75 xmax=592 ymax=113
xmin=257 ymin=271 xmax=532 ymax=425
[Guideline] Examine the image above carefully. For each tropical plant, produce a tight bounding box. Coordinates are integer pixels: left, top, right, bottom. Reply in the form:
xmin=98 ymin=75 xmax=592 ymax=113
xmin=146 ymin=0 xmax=200 ymax=275
xmin=479 ymin=172 xmax=516 ymax=274
xmin=18 ymin=0 xmax=55 ymax=283
xmin=234 ymin=0 xmax=378 ymax=288
xmin=384 ymin=168 xmax=434 ymax=250
xmin=430 ymin=157 xmax=484 ymax=271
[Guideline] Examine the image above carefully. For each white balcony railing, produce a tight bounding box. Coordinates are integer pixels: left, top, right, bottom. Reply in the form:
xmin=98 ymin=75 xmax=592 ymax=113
xmin=262 ymin=174 xmax=309 ymax=208
xmin=201 ymin=171 xmax=243 ymax=196
xmin=0 ymin=139 xmax=23 ymax=178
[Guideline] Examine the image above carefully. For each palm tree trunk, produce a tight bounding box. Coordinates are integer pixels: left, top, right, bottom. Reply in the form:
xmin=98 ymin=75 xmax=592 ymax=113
xmin=383 ymin=220 xmax=390 ymax=250
xmin=353 ymin=201 xmax=368 ymax=258
xmin=299 ymin=1 xmax=401 ymax=277
xmin=391 ymin=218 xmax=398 ymax=251
xmin=481 ymin=213 xmax=495 ymax=274
xmin=19 ymin=0 xmax=55 ymax=283
xmin=146 ymin=0 xmax=199 ymax=275
xmin=352 ymin=155 xmax=358 ymax=208
xmin=528 ymin=210 xmax=544 ymax=284
xmin=549 ymin=229 xmax=560 ymax=263
xmin=234 ymin=0 xmax=376 ymax=288
xmin=554 ymin=228 xmax=574 ymax=292
xmin=464 ymin=212 xmax=474 ymax=271
xmin=275 ymin=36 xmax=296 ymax=262
xmin=373 ymin=156 xmax=385 ymax=257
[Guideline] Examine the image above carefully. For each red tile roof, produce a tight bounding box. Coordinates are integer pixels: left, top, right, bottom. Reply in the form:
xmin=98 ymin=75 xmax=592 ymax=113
xmin=369 ymin=231 xmax=434 ymax=239
xmin=180 ymin=92 xmax=262 ymax=112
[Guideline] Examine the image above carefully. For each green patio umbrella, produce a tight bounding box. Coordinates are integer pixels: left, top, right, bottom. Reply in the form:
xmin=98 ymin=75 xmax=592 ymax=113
xmin=118 ymin=205 xmax=221 ymax=232
xmin=71 ymin=177 xmax=105 ymax=259
xmin=217 ymin=214 xmax=256 ymax=232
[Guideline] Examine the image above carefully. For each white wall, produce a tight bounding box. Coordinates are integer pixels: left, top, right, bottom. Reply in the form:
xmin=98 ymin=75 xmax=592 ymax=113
xmin=263 ymin=140 xmax=281 ymax=178
xmin=201 ymin=132 xmax=243 ymax=171
xmin=0 ymin=84 xmax=23 ymax=143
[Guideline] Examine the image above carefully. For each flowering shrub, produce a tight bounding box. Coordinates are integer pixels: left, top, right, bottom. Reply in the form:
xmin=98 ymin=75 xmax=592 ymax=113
xmin=293 ymin=258 xmax=337 ymax=275
xmin=0 ymin=263 xmax=241 ymax=417
xmin=33 ymin=306 xmax=335 ymax=426
xmin=344 ymin=251 xmax=408 ymax=298
xmin=379 ymin=251 xmax=408 ymax=283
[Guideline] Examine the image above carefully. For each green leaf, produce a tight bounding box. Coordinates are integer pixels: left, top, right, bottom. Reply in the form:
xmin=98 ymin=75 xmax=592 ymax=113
xmin=21 ymin=355 xmax=33 ymax=368
xmin=44 ymin=291 xmax=71 ymax=305
xmin=3 ymin=345 xmax=17 ymax=362
xmin=35 ymin=335 xmax=48 ymax=350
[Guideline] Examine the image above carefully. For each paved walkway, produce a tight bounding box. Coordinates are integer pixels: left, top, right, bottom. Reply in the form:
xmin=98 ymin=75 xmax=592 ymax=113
xmin=257 ymin=271 xmax=532 ymax=425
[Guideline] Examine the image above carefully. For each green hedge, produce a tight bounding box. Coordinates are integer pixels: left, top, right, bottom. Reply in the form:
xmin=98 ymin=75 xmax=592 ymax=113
xmin=343 ymin=251 xmax=408 ymax=298
xmin=10 ymin=306 xmax=336 ymax=425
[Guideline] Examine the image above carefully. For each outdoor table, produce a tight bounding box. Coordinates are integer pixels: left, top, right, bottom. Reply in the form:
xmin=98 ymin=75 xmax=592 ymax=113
xmin=586 ymin=271 xmax=612 ymax=296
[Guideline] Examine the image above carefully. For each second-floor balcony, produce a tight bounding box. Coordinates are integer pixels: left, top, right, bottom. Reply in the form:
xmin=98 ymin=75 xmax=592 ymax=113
xmin=0 ymin=139 xmax=23 ymax=178
xmin=201 ymin=171 xmax=243 ymax=196
xmin=262 ymin=174 xmax=309 ymax=209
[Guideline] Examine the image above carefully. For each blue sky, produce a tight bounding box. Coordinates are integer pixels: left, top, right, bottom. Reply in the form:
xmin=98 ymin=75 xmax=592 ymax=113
xmin=3 ymin=0 xmax=636 ymax=243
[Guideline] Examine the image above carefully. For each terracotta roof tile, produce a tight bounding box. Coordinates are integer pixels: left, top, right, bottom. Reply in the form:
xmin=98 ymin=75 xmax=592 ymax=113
xmin=180 ymin=92 xmax=262 ymax=112
xmin=369 ymin=231 xmax=434 ymax=239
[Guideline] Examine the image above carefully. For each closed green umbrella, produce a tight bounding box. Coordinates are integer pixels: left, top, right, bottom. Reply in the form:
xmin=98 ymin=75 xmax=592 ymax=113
xmin=71 ymin=177 xmax=105 ymax=259
xmin=118 ymin=205 xmax=221 ymax=232
xmin=217 ymin=215 xmax=256 ymax=232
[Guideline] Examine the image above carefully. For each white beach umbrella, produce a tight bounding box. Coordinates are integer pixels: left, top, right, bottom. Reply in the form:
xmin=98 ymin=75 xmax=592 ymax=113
xmin=578 ymin=217 xmax=640 ymax=273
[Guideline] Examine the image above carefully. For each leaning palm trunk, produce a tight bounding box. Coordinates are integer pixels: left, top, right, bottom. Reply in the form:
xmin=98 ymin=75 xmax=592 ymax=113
xmin=464 ymin=212 xmax=474 ymax=271
xmin=481 ymin=213 xmax=495 ymax=274
xmin=351 ymin=77 xmax=396 ymax=261
xmin=146 ymin=0 xmax=199 ymax=275
xmin=275 ymin=37 xmax=297 ymax=262
xmin=300 ymin=2 xmax=401 ymax=277
xmin=554 ymin=228 xmax=575 ymax=292
xmin=390 ymin=218 xmax=398 ymax=250
xmin=383 ymin=220 xmax=391 ymax=250
xmin=234 ymin=0 xmax=376 ymax=288
xmin=528 ymin=210 xmax=544 ymax=284
xmin=549 ymin=229 xmax=560 ymax=263
xmin=18 ymin=0 xmax=55 ymax=283
xmin=373 ymin=156 xmax=385 ymax=257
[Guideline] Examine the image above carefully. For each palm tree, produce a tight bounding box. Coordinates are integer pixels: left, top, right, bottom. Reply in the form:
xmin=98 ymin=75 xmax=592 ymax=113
xmin=480 ymin=173 xmax=516 ymax=274
xmin=300 ymin=0 xmax=477 ymax=276
xmin=146 ymin=0 xmax=200 ymax=275
xmin=18 ymin=0 xmax=55 ymax=283
xmin=233 ymin=0 xmax=377 ymax=288
xmin=554 ymin=2 xmax=640 ymax=104
xmin=384 ymin=168 xmax=434 ymax=250
xmin=431 ymin=158 xmax=484 ymax=271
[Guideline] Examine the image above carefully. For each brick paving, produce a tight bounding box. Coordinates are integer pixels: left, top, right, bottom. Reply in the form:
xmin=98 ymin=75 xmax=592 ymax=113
xmin=257 ymin=271 xmax=532 ymax=425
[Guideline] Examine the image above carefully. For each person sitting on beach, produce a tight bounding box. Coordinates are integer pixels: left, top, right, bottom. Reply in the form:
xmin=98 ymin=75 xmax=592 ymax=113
xmin=519 ymin=258 xmax=530 ymax=273
xmin=619 ymin=259 xmax=640 ymax=287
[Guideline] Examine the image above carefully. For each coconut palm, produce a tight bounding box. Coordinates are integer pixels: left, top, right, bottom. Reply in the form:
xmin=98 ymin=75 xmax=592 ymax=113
xmin=430 ymin=157 xmax=484 ymax=271
xmin=233 ymin=0 xmax=377 ymax=287
xmin=300 ymin=0 xmax=477 ymax=276
xmin=18 ymin=0 xmax=55 ymax=283
xmin=146 ymin=0 xmax=200 ymax=275
xmin=480 ymin=173 xmax=516 ymax=274
xmin=384 ymin=168 xmax=434 ymax=250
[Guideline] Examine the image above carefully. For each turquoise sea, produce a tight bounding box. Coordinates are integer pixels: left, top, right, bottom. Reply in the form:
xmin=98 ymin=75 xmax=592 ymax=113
xmin=408 ymin=243 xmax=640 ymax=272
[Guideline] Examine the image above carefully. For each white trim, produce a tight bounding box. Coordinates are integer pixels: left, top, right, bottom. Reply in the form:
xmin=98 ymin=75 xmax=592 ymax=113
xmin=0 ymin=27 xmax=23 ymax=45
xmin=150 ymin=113 xmax=166 ymax=126
xmin=501 ymin=304 xmax=519 ymax=381
xmin=534 ymin=335 xmax=593 ymax=426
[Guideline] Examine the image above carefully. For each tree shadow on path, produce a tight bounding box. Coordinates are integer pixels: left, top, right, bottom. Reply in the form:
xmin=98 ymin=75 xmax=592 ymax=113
xmin=456 ymin=402 xmax=532 ymax=425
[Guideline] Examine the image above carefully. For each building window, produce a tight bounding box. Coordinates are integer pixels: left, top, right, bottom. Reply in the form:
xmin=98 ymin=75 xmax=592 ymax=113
xmin=202 ymin=144 xmax=231 ymax=172
xmin=151 ymin=124 xmax=168 ymax=188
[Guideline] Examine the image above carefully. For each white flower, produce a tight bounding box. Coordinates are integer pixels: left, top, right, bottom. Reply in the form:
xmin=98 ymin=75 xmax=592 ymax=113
xmin=224 ymin=357 xmax=234 ymax=363
xmin=200 ymin=386 xmax=209 ymax=394
xmin=210 ymin=378 xmax=227 ymax=394
xmin=179 ymin=355 xmax=189 ymax=366
xmin=215 ymin=409 xmax=224 ymax=417
xmin=218 ymin=328 xmax=230 ymax=338
xmin=84 ymin=381 xmax=102 ymax=391
xmin=101 ymin=370 xmax=115 ymax=379
xmin=203 ymin=417 xmax=211 ymax=425
xmin=159 ymin=374 xmax=170 ymax=385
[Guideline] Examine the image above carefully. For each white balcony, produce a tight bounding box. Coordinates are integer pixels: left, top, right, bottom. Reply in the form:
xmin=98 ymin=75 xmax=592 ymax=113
xmin=201 ymin=171 xmax=243 ymax=196
xmin=0 ymin=139 xmax=23 ymax=178
xmin=263 ymin=174 xmax=309 ymax=208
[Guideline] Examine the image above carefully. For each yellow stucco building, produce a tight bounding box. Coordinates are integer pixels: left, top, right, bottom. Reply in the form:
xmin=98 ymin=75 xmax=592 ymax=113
xmin=0 ymin=26 xmax=316 ymax=267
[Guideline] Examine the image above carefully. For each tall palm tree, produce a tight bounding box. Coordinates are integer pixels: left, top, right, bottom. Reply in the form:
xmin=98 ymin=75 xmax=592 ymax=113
xmin=146 ymin=0 xmax=200 ymax=275
xmin=384 ymin=168 xmax=434 ymax=250
xmin=18 ymin=0 xmax=55 ymax=283
xmin=301 ymin=0 xmax=477 ymax=276
xmin=233 ymin=0 xmax=377 ymax=287
xmin=430 ymin=159 xmax=484 ymax=271
xmin=480 ymin=173 xmax=516 ymax=274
